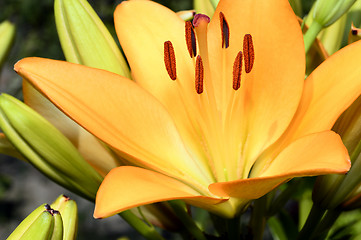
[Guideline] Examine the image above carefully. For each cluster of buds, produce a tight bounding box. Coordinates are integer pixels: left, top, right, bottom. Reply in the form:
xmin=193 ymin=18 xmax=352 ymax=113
xmin=7 ymin=195 xmax=78 ymax=240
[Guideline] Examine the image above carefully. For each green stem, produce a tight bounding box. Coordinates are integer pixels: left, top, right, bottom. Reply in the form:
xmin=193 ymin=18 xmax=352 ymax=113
xmin=119 ymin=210 xmax=165 ymax=240
xmin=268 ymin=179 xmax=302 ymax=217
xmin=310 ymin=209 xmax=341 ymax=239
xmin=304 ymin=21 xmax=323 ymax=54
xmin=168 ymin=200 xmax=207 ymax=240
xmin=251 ymin=195 xmax=268 ymax=240
xmin=226 ymin=216 xmax=241 ymax=240
xmin=297 ymin=204 xmax=326 ymax=240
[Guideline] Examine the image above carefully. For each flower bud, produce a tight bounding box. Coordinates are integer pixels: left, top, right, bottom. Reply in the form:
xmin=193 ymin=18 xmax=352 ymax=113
xmin=194 ymin=0 xmax=215 ymax=17
xmin=55 ymin=0 xmax=130 ymax=78
xmin=312 ymin=0 xmax=357 ymax=27
xmin=0 ymin=20 xmax=15 ymax=68
xmin=51 ymin=195 xmax=78 ymax=240
xmin=0 ymin=94 xmax=102 ymax=200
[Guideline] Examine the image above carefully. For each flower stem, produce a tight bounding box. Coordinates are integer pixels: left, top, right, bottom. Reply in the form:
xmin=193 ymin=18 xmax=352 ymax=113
xmin=119 ymin=210 xmax=165 ymax=240
xmin=310 ymin=209 xmax=341 ymax=239
xmin=168 ymin=200 xmax=207 ymax=240
xmin=250 ymin=195 xmax=268 ymax=240
xmin=297 ymin=204 xmax=326 ymax=240
xmin=226 ymin=216 xmax=241 ymax=240
xmin=304 ymin=21 xmax=323 ymax=54
xmin=268 ymin=179 xmax=302 ymax=217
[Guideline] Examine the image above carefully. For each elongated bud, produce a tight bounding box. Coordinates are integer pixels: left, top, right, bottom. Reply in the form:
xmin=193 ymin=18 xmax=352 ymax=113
xmin=55 ymin=0 xmax=130 ymax=78
xmin=0 ymin=20 xmax=15 ymax=69
xmin=51 ymin=195 xmax=78 ymax=240
xmin=193 ymin=0 xmax=215 ymax=17
xmin=0 ymin=94 xmax=102 ymax=200
xmin=312 ymin=0 xmax=357 ymax=27
xmin=50 ymin=211 xmax=64 ymax=240
xmin=7 ymin=204 xmax=55 ymax=240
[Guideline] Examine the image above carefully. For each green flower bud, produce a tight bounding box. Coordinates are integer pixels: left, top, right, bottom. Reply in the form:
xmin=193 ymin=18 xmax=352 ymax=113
xmin=0 ymin=94 xmax=102 ymax=200
xmin=194 ymin=0 xmax=215 ymax=17
xmin=304 ymin=0 xmax=358 ymax=53
xmin=313 ymin=0 xmax=357 ymax=27
xmin=0 ymin=21 xmax=15 ymax=69
xmin=51 ymin=195 xmax=78 ymax=240
xmin=55 ymin=0 xmax=130 ymax=78
xmin=7 ymin=204 xmax=55 ymax=240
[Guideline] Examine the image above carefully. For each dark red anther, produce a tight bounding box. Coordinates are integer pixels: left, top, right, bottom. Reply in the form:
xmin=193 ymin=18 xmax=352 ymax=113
xmin=233 ymin=51 xmax=242 ymax=90
xmin=219 ymin=12 xmax=230 ymax=49
xmin=195 ymin=55 xmax=204 ymax=94
xmin=243 ymin=34 xmax=255 ymax=73
xmin=185 ymin=21 xmax=197 ymax=58
xmin=164 ymin=41 xmax=177 ymax=80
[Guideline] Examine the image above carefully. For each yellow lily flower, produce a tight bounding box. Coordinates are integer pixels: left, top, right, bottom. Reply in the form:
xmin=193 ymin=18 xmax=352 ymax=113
xmin=14 ymin=0 xmax=361 ymax=219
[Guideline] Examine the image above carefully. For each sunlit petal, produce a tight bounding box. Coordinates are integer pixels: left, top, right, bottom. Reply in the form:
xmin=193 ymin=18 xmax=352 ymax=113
xmin=23 ymin=82 xmax=117 ymax=176
xmin=94 ymin=166 xmax=225 ymax=218
xmin=15 ymin=57 xmax=212 ymax=188
xmin=209 ymin=131 xmax=349 ymax=198
xmin=207 ymin=0 xmax=305 ymax=175
xmin=287 ymin=40 xmax=361 ymax=140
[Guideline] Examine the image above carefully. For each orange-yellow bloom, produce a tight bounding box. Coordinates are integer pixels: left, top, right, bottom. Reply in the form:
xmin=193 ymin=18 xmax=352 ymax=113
xmin=14 ymin=0 xmax=361 ymax=218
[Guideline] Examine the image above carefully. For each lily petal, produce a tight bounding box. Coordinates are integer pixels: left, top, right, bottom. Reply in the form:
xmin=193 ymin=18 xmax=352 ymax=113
xmin=287 ymin=40 xmax=361 ymax=140
xmin=208 ymin=0 xmax=305 ymax=175
xmin=94 ymin=166 xmax=224 ymax=218
xmin=23 ymin=82 xmax=118 ymax=177
xmin=209 ymin=131 xmax=350 ymax=198
xmin=114 ymin=1 xmax=214 ymax=180
xmin=15 ymin=57 xmax=212 ymax=189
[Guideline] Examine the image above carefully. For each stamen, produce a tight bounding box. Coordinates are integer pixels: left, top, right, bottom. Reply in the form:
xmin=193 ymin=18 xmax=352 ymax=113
xmin=164 ymin=41 xmax=177 ymax=80
xmin=195 ymin=55 xmax=204 ymax=94
xmin=219 ymin=12 xmax=230 ymax=49
xmin=243 ymin=34 xmax=255 ymax=73
xmin=185 ymin=21 xmax=197 ymax=58
xmin=232 ymin=51 xmax=242 ymax=90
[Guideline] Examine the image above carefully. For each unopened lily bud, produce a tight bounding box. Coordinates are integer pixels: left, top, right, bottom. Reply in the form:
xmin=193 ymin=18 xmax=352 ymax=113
xmin=51 ymin=195 xmax=78 ymax=240
xmin=7 ymin=204 xmax=56 ymax=240
xmin=316 ymin=0 xmax=361 ymax=55
xmin=304 ymin=0 xmax=358 ymax=53
xmin=313 ymin=0 xmax=357 ymax=27
xmin=0 ymin=20 xmax=15 ymax=68
xmin=194 ymin=0 xmax=215 ymax=17
xmin=55 ymin=0 xmax=130 ymax=78
xmin=0 ymin=94 xmax=102 ymax=200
